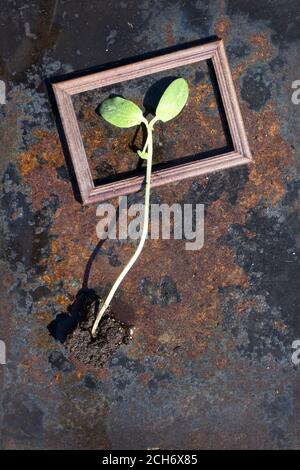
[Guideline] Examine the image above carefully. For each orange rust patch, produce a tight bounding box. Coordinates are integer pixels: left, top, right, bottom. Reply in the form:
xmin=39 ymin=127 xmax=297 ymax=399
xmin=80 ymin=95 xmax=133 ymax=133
xmin=234 ymin=298 xmax=261 ymax=316
xmin=55 ymin=294 xmax=71 ymax=309
xmin=19 ymin=129 xmax=63 ymax=177
xmin=250 ymin=32 xmax=276 ymax=61
xmin=214 ymin=17 xmax=231 ymax=40
xmin=43 ymin=235 xmax=91 ymax=291
xmin=21 ymin=354 xmax=50 ymax=385
xmin=227 ymin=29 xmax=277 ymax=84
xmin=164 ymin=19 xmax=175 ymax=46
xmin=31 ymin=323 xmax=53 ymax=350
xmin=53 ymin=372 xmax=62 ymax=384
xmin=76 ymin=370 xmax=83 ymax=380
xmin=241 ymin=103 xmax=290 ymax=206
xmin=36 ymin=311 xmax=52 ymax=323
xmin=216 ymin=356 xmax=227 ymax=369
xmin=138 ymin=372 xmax=152 ymax=384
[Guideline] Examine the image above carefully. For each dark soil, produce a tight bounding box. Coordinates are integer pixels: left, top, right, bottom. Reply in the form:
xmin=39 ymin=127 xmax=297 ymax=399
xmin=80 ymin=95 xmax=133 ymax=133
xmin=48 ymin=289 xmax=133 ymax=369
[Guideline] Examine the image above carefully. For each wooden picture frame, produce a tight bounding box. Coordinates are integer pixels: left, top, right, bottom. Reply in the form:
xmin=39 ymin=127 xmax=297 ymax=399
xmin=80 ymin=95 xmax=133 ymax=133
xmin=53 ymin=39 xmax=252 ymax=204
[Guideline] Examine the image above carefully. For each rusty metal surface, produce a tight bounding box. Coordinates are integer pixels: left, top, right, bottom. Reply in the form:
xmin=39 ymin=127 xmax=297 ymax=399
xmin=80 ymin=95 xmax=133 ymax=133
xmin=0 ymin=0 xmax=300 ymax=449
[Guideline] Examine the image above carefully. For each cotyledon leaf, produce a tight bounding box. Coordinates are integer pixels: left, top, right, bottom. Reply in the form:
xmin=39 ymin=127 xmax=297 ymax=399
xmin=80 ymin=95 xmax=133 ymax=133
xmin=137 ymin=150 xmax=149 ymax=159
xmin=99 ymin=96 xmax=144 ymax=128
xmin=155 ymin=78 xmax=189 ymax=123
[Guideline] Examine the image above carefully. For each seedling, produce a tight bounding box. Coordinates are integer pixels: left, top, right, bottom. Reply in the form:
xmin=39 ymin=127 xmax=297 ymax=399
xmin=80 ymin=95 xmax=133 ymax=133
xmin=91 ymin=78 xmax=189 ymax=337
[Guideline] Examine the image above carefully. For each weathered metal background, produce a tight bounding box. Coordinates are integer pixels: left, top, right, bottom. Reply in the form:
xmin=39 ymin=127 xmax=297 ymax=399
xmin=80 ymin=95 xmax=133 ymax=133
xmin=0 ymin=0 xmax=300 ymax=449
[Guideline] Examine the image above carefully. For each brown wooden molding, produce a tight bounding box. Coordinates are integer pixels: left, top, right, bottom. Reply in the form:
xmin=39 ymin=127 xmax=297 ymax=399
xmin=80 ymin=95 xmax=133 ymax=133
xmin=53 ymin=39 xmax=252 ymax=204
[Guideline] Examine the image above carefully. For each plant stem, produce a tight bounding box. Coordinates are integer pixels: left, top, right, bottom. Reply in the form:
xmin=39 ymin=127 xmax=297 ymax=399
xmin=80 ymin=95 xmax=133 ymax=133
xmin=141 ymin=132 xmax=149 ymax=154
xmin=91 ymin=119 xmax=156 ymax=337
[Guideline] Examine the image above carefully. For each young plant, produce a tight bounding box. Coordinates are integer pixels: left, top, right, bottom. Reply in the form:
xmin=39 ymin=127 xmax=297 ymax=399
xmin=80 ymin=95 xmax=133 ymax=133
xmin=92 ymin=78 xmax=189 ymax=337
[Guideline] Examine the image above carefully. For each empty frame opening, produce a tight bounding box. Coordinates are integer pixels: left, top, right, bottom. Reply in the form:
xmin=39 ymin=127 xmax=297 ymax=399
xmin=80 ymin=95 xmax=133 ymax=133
xmin=71 ymin=59 xmax=234 ymax=187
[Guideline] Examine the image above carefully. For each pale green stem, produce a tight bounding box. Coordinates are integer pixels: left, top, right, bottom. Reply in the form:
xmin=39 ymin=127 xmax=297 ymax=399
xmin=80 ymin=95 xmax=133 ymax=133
xmin=92 ymin=117 xmax=157 ymax=337
xmin=141 ymin=131 xmax=150 ymax=153
xmin=140 ymin=116 xmax=153 ymax=154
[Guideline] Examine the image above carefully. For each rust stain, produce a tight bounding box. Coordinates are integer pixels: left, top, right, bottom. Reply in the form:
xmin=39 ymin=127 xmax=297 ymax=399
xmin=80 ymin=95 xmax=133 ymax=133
xmin=234 ymin=298 xmax=261 ymax=316
xmin=242 ymin=103 xmax=290 ymax=206
xmin=76 ymin=370 xmax=83 ymax=380
xmin=214 ymin=17 xmax=231 ymax=40
xmin=53 ymin=372 xmax=62 ymax=384
xmin=249 ymin=32 xmax=276 ymax=62
xmin=231 ymin=30 xmax=276 ymax=81
xmin=19 ymin=129 xmax=63 ymax=177
xmin=36 ymin=311 xmax=52 ymax=323
xmin=273 ymin=321 xmax=289 ymax=333
xmin=164 ymin=19 xmax=175 ymax=46
xmin=138 ymin=372 xmax=152 ymax=384
xmin=21 ymin=354 xmax=51 ymax=385
xmin=65 ymin=353 xmax=111 ymax=380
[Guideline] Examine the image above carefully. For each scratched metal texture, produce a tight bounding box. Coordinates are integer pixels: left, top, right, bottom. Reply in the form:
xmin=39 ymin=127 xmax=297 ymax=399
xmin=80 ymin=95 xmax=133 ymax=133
xmin=0 ymin=0 xmax=300 ymax=450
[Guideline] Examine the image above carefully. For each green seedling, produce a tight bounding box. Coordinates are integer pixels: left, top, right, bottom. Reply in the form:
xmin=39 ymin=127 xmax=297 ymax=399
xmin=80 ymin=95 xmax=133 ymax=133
xmin=92 ymin=78 xmax=189 ymax=337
